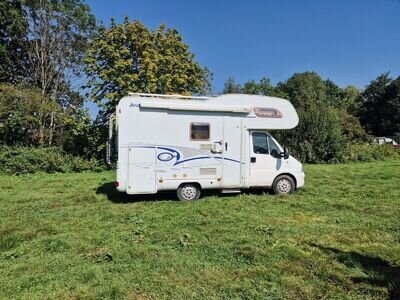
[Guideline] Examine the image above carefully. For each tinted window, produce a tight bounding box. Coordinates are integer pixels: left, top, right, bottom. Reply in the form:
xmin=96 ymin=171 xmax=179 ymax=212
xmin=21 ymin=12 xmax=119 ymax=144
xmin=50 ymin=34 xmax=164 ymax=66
xmin=268 ymin=136 xmax=281 ymax=158
xmin=191 ymin=123 xmax=210 ymax=140
xmin=252 ymin=132 xmax=268 ymax=154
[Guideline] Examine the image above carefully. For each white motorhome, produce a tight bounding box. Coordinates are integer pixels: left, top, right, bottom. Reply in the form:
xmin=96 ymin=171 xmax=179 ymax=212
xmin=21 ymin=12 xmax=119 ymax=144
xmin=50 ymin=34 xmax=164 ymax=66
xmin=110 ymin=93 xmax=304 ymax=201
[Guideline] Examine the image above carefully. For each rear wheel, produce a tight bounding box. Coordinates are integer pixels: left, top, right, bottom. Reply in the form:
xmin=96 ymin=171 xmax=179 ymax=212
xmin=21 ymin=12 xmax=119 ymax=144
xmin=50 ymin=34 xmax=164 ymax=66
xmin=273 ymin=175 xmax=295 ymax=195
xmin=177 ymin=184 xmax=201 ymax=201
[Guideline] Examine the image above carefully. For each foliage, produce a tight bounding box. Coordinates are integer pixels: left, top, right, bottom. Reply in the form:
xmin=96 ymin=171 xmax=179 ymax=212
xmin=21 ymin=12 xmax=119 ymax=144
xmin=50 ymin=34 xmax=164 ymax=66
xmin=223 ymin=76 xmax=286 ymax=97
xmin=58 ymin=107 xmax=108 ymax=160
xmin=275 ymin=106 xmax=347 ymax=163
xmin=0 ymin=83 xmax=107 ymax=161
xmin=0 ymin=0 xmax=28 ymax=84
xmin=359 ymin=73 xmax=400 ymax=137
xmin=23 ymin=0 xmax=96 ymax=93
xmin=275 ymin=72 xmax=366 ymax=163
xmin=0 ymin=0 xmax=95 ymax=146
xmin=84 ymin=17 xmax=211 ymax=115
xmin=0 ymin=160 xmax=399 ymax=298
xmin=0 ymin=145 xmax=104 ymax=174
xmin=343 ymin=144 xmax=400 ymax=162
xmin=337 ymin=109 xmax=370 ymax=142
xmin=0 ymin=83 xmax=61 ymax=145
xmin=224 ymin=73 xmax=371 ymax=163
xmin=323 ymin=80 xmax=360 ymax=112
xmin=276 ymin=72 xmax=327 ymax=108
xmin=223 ymin=77 xmax=241 ymax=94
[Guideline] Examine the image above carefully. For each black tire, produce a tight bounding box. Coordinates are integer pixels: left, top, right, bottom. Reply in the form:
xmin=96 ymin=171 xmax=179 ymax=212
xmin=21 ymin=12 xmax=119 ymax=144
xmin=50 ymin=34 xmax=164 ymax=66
xmin=177 ymin=184 xmax=201 ymax=201
xmin=273 ymin=175 xmax=295 ymax=195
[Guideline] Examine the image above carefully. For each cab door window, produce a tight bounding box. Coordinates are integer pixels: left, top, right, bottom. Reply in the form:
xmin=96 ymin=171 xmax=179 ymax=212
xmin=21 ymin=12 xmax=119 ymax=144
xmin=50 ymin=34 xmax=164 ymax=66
xmin=252 ymin=132 xmax=268 ymax=154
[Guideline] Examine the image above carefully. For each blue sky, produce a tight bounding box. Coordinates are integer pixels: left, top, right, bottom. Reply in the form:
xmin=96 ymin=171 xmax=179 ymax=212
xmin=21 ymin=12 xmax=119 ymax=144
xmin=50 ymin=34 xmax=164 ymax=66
xmin=85 ymin=0 xmax=400 ymax=117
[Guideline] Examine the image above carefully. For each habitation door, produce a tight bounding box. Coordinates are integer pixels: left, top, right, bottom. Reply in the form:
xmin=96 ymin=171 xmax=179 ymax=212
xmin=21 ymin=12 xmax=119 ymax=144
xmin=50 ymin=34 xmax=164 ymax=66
xmin=248 ymin=131 xmax=281 ymax=187
xmin=128 ymin=146 xmax=157 ymax=193
xmin=222 ymin=117 xmax=242 ymax=187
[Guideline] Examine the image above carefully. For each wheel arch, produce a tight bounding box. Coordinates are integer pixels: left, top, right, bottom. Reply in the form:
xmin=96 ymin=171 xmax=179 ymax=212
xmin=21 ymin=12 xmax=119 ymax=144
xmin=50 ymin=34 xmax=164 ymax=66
xmin=177 ymin=182 xmax=202 ymax=190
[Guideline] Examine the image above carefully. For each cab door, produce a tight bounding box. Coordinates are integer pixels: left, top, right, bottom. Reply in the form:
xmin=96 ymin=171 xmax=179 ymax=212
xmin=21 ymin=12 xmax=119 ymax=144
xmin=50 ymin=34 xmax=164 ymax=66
xmin=249 ymin=131 xmax=281 ymax=187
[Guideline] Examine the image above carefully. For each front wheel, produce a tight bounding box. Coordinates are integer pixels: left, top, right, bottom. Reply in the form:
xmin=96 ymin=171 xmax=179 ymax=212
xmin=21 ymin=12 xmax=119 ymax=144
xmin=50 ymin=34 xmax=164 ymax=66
xmin=273 ymin=175 xmax=295 ymax=195
xmin=177 ymin=184 xmax=201 ymax=201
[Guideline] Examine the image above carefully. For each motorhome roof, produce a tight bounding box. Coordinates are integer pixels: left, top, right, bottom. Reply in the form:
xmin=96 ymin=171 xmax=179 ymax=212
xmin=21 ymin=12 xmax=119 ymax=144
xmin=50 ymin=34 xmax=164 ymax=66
xmin=120 ymin=93 xmax=296 ymax=114
xmin=128 ymin=92 xmax=213 ymax=100
xmin=118 ymin=93 xmax=299 ymax=129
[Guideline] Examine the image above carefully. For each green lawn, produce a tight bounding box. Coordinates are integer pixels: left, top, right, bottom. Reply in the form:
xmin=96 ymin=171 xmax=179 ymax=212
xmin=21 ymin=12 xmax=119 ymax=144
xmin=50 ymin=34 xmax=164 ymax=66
xmin=0 ymin=160 xmax=399 ymax=299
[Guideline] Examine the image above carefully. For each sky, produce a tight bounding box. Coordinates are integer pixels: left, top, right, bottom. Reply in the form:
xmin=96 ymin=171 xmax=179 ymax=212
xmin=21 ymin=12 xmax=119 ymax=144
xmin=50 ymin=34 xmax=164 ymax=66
xmin=85 ymin=0 xmax=400 ymax=117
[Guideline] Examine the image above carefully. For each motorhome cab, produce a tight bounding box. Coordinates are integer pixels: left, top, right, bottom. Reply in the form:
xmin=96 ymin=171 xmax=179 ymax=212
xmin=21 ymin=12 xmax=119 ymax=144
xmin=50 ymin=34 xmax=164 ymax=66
xmin=110 ymin=93 xmax=305 ymax=201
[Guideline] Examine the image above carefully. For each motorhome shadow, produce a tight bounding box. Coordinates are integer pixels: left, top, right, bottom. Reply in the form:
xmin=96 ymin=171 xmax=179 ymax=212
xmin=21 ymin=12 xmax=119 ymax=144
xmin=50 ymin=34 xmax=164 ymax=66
xmin=108 ymin=93 xmax=305 ymax=201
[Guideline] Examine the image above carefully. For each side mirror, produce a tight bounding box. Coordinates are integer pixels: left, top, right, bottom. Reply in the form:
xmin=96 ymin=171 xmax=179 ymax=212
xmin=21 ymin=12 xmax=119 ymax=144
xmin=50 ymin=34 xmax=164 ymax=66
xmin=280 ymin=146 xmax=289 ymax=159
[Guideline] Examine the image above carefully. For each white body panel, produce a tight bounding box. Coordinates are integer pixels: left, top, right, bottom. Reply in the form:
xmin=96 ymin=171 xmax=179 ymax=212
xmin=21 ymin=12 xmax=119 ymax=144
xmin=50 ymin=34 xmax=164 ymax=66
xmin=127 ymin=147 xmax=156 ymax=193
xmin=115 ymin=94 xmax=305 ymax=194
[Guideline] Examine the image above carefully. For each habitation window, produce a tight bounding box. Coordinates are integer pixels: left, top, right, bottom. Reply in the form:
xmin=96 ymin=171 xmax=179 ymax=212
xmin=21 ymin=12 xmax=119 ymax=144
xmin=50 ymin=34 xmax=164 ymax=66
xmin=253 ymin=107 xmax=283 ymax=118
xmin=190 ymin=123 xmax=210 ymax=140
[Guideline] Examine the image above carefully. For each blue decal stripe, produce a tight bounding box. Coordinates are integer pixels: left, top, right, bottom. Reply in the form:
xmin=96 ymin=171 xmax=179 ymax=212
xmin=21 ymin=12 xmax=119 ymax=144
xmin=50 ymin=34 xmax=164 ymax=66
xmin=174 ymin=156 xmax=211 ymax=165
xmin=214 ymin=157 xmax=241 ymax=163
xmin=131 ymin=145 xmax=181 ymax=161
xmin=131 ymin=145 xmax=241 ymax=164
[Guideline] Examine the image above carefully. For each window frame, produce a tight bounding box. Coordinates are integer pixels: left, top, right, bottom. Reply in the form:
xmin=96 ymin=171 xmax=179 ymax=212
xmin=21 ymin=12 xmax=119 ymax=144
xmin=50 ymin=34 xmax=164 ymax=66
xmin=190 ymin=122 xmax=210 ymax=141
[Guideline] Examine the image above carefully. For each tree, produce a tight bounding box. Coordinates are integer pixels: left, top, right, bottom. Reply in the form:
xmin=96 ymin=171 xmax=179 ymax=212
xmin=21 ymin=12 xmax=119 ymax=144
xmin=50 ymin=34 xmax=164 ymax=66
xmin=222 ymin=77 xmax=280 ymax=97
xmin=323 ymin=79 xmax=361 ymax=112
xmin=23 ymin=0 xmax=96 ymax=144
xmin=276 ymin=72 xmax=327 ymax=109
xmin=223 ymin=77 xmax=241 ymax=94
xmin=0 ymin=0 xmax=28 ymax=83
xmin=84 ymin=18 xmax=211 ymax=115
xmin=359 ymin=73 xmax=400 ymax=137
xmin=275 ymin=106 xmax=347 ymax=163
xmin=0 ymin=83 xmax=61 ymax=145
xmin=274 ymin=72 xmax=367 ymax=162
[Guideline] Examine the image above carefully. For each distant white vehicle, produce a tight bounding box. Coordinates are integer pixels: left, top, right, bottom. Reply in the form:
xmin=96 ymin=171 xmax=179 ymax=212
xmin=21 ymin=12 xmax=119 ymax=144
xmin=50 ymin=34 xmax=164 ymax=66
xmin=373 ymin=137 xmax=398 ymax=146
xmin=109 ymin=93 xmax=305 ymax=201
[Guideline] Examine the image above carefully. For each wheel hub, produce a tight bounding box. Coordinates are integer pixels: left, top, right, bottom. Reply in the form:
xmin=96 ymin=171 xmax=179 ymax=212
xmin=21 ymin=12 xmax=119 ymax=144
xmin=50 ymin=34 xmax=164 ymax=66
xmin=277 ymin=179 xmax=291 ymax=193
xmin=181 ymin=186 xmax=197 ymax=200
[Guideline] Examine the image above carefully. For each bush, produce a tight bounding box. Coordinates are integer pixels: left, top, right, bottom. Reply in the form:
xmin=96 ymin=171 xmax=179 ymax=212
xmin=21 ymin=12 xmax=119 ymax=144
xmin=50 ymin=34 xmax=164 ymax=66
xmin=343 ymin=144 xmax=400 ymax=162
xmin=275 ymin=106 xmax=347 ymax=163
xmin=0 ymin=146 xmax=105 ymax=175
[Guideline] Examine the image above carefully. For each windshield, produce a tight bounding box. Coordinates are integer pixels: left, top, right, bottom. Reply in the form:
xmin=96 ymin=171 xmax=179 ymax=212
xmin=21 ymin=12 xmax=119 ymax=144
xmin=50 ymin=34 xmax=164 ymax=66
xmin=267 ymin=135 xmax=282 ymax=158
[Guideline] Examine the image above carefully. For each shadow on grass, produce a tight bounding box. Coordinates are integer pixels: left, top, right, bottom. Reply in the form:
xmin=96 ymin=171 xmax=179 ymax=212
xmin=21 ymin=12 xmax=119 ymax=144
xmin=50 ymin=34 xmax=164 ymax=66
xmin=310 ymin=243 xmax=400 ymax=300
xmin=96 ymin=182 xmax=178 ymax=203
xmin=96 ymin=182 xmax=243 ymax=203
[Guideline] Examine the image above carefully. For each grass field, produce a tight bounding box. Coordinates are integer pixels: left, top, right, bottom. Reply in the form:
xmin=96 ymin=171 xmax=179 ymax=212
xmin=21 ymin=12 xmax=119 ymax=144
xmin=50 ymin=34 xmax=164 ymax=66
xmin=0 ymin=160 xmax=399 ymax=299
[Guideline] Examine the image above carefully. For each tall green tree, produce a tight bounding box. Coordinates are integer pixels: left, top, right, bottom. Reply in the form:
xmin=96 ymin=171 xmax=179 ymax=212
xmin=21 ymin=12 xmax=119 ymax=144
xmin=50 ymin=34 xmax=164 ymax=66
xmin=359 ymin=73 xmax=400 ymax=137
xmin=84 ymin=17 xmax=211 ymax=115
xmin=0 ymin=0 xmax=28 ymax=83
xmin=21 ymin=0 xmax=96 ymax=145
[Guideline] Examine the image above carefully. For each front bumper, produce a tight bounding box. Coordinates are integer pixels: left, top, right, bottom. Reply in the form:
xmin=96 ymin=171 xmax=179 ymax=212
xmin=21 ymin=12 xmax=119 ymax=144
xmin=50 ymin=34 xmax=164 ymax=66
xmin=295 ymin=172 xmax=305 ymax=189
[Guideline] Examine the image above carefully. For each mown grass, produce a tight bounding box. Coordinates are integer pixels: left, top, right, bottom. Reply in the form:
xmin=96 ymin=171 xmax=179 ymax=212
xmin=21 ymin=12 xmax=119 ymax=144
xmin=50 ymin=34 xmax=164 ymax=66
xmin=0 ymin=160 xmax=399 ymax=299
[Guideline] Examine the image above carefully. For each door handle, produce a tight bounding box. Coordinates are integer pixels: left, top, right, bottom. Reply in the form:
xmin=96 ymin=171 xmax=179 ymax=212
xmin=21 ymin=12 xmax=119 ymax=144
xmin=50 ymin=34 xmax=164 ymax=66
xmin=251 ymin=157 xmax=256 ymax=163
